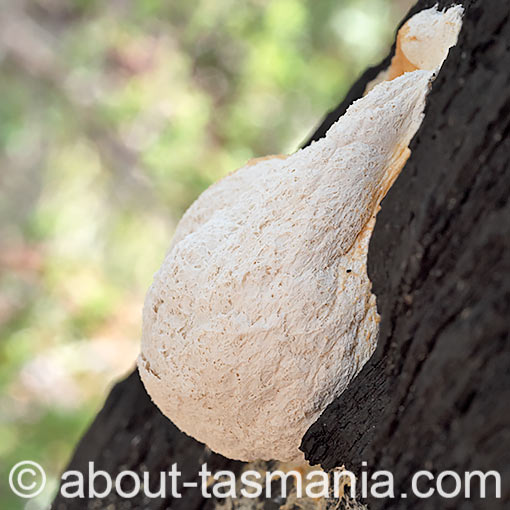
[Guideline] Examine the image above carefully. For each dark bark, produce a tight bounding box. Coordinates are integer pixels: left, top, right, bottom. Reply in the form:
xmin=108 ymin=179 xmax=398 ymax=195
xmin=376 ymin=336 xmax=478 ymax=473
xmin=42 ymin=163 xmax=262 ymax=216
xmin=53 ymin=0 xmax=510 ymax=508
xmin=302 ymin=0 xmax=510 ymax=508
xmin=52 ymin=370 xmax=245 ymax=510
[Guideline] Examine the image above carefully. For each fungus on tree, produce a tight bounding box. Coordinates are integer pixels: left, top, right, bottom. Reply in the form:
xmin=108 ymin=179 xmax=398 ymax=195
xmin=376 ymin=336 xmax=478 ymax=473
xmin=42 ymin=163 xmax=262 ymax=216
xmin=138 ymin=5 xmax=464 ymax=463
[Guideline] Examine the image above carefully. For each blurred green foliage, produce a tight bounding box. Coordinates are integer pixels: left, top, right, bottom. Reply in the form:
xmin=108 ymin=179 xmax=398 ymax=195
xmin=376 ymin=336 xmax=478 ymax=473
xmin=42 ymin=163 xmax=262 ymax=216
xmin=0 ymin=0 xmax=411 ymax=507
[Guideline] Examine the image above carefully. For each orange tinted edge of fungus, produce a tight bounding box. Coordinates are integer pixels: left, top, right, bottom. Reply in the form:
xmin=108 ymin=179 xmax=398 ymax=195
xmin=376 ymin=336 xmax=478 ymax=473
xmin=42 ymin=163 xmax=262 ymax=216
xmin=388 ymin=24 xmax=419 ymax=80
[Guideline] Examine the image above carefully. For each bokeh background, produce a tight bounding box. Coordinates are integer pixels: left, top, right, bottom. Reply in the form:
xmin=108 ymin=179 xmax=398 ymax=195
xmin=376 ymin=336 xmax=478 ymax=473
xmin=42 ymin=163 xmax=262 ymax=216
xmin=1 ymin=0 xmax=413 ymax=507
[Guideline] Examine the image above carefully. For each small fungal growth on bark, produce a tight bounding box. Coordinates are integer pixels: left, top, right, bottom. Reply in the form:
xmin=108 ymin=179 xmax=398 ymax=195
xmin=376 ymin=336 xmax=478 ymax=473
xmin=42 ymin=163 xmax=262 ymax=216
xmin=366 ymin=4 xmax=463 ymax=92
xmin=138 ymin=5 xmax=463 ymax=462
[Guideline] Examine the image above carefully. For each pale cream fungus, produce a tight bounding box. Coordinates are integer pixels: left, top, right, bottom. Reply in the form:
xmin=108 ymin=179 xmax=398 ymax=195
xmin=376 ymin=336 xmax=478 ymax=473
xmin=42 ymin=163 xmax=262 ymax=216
xmin=138 ymin=5 xmax=464 ymax=462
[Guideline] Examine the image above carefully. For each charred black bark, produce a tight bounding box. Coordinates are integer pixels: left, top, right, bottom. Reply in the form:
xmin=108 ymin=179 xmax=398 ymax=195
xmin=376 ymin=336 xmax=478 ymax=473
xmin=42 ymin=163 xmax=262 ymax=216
xmin=52 ymin=370 xmax=244 ymax=510
xmin=53 ymin=0 xmax=509 ymax=508
xmin=301 ymin=0 xmax=510 ymax=508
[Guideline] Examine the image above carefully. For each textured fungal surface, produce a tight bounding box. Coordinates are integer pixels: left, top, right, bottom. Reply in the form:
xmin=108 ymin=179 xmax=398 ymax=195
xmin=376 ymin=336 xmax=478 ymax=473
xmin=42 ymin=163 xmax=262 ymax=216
xmin=392 ymin=5 xmax=463 ymax=76
xmin=138 ymin=6 xmax=463 ymax=462
xmin=366 ymin=5 xmax=463 ymax=91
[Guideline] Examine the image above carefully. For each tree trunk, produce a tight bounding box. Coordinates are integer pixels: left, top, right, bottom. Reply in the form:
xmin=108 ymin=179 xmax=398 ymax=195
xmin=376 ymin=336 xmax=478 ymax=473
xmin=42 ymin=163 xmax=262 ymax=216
xmin=52 ymin=0 xmax=509 ymax=508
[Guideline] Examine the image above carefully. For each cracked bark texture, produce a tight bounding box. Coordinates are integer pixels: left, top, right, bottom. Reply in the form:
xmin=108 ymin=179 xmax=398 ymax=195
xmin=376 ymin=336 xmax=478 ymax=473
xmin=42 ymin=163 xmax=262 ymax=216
xmin=53 ymin=0 xmax=509 ymax=508
xmin=302 ymin=0 xmax=510 ymax=508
